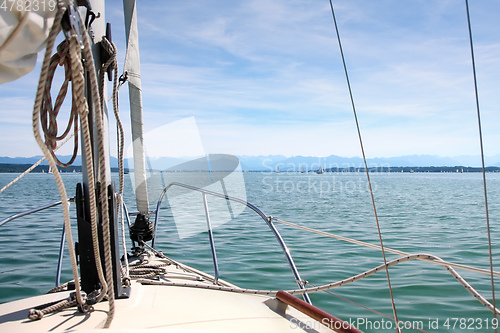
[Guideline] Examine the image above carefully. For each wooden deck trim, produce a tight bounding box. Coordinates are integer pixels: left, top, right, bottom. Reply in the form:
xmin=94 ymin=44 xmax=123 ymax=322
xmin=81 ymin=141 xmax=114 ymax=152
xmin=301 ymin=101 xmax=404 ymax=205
xmin=276 ymin=291 xmax=362 ymax=333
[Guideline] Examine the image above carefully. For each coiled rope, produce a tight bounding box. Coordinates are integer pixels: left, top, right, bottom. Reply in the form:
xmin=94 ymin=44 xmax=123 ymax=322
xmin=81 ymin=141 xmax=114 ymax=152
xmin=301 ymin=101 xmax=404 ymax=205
xmin=129 ymin=263 xmax=169 ymax=279
xmin=40 ymin=39 xmax=79 ymax=167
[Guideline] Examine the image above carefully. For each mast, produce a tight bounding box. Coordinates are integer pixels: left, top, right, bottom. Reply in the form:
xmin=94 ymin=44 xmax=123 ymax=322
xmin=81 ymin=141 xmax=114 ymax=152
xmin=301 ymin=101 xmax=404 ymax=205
xmin=75 ymin=0 xmax=128 ymax=304
xmin=81 ymin=0 xmax=111 ymax=183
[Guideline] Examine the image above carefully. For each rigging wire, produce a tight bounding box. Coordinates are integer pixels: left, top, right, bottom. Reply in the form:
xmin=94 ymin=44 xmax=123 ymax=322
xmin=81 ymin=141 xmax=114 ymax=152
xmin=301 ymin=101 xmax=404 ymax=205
xmin=272 ymin=217 xmax=500 ymax=277
xmin=327 ymin=1 xmax=401 ymax=331
xmin=464 ymin=1 xmax=497 ymax=330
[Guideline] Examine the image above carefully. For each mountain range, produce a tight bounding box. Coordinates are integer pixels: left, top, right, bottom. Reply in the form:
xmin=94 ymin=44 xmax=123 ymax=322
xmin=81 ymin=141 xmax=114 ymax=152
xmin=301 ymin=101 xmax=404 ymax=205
xmin=1 ymin=154 xmax=499 ymax=172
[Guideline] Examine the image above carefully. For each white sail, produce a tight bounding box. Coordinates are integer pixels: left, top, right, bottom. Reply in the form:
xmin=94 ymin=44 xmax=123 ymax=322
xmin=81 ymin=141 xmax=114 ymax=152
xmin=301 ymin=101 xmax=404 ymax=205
xmin=123 ymin=0 xmax=149 ymax=214
xmin=317 ymin=163 xmax=323 ymax=174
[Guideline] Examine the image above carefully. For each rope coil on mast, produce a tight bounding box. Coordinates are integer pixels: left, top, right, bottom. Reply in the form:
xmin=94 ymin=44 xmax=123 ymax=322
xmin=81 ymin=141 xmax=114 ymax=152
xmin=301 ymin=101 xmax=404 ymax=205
xmin=40 ymin=39 xmax=79 ymax=167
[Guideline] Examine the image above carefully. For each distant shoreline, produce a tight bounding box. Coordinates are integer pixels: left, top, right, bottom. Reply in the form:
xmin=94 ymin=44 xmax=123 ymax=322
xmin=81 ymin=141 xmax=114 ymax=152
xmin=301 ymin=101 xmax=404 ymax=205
xmin=0 ymin=164 xmax=126 ymax=173
xmin=321 ymin=166 xmax=500 ymax=173
xmin=0 ymin=163 xmax=499 ymax=173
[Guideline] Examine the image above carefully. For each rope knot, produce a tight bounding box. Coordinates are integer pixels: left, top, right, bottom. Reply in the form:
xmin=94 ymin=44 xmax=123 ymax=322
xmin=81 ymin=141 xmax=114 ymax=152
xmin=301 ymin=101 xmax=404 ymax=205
xmin=122 ymin=277 xmax=131 ymax=287
xmin=56 ymin=40 xmax=70 ymax=66
xmin=28 ymin=309 xmax=44 ymax=321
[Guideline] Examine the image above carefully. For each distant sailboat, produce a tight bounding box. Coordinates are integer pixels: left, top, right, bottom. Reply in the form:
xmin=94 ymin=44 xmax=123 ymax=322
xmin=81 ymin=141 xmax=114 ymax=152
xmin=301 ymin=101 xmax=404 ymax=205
xmin=316 ymin=164 xmax=323 ymax=174
xmin=276 ymin=165 xmax=280 ymax=173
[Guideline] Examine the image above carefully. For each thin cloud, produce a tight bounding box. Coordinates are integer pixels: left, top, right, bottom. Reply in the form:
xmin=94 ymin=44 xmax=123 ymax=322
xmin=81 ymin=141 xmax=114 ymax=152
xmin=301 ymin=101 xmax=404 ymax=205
xmin=1 ymin=0 xmax=499 ymax=159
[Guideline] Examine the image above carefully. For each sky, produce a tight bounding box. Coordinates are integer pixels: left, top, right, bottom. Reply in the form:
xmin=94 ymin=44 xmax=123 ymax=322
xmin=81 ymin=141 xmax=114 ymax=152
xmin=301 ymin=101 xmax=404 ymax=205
xmin=1 ymin=0 xmax=499 ymax=159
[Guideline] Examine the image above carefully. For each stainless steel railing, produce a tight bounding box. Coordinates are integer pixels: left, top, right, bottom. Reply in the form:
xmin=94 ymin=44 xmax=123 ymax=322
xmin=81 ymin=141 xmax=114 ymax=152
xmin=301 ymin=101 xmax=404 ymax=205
xmin=0 ymin=199 xmax=71 ymax=286
xmin=153 ymin=182 xmax=311 ymax=304
xmin=0 ymin=184 xmax=312 ymax=303
xmin=0 ymin=199 xmax=67 ymax=227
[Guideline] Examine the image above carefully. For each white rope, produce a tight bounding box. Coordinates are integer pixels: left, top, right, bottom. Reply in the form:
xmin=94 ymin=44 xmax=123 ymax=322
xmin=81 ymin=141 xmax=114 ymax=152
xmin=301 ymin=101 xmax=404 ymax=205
xmin=137 ymin=253 xmax=500 ymax=317
xmin=80 ymin=19 xmax=115 ymax=328
xmin=67 ymin=31 xmax=108 ymax=305
xmin=100 ymin=35 xmax=130 ymax=284
xmin=32 ymin=0 xmax=85 ymax=308
xmin=31 ymin=0 xmax=112 ymax=322
xmin=28 ymin=298 xmax=78 ymax=321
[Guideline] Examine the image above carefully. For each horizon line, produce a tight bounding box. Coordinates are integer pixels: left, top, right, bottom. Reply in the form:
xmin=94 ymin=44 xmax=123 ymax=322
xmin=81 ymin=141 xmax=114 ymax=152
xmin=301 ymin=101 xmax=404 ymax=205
xmin=1 ymin=153 xmax=500 ymax=159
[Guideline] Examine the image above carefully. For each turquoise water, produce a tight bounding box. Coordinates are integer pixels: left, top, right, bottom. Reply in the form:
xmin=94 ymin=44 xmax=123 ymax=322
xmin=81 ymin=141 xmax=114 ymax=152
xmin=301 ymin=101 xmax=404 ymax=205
xmin=1 ymin=171 xmax=499 ymax=332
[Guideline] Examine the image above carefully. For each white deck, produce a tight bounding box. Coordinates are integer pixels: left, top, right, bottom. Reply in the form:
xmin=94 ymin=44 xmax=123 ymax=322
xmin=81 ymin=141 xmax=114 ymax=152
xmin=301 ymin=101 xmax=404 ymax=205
xmin=0 ymin=253 xmax=339 ymax=332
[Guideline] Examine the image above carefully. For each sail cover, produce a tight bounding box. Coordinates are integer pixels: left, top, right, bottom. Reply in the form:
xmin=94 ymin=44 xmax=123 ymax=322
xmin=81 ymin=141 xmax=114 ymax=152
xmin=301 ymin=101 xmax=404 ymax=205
xmin=123 ymin=0 xmax=149 ymax=214
xmin=0 ymin=9 xmax=55 ymax=84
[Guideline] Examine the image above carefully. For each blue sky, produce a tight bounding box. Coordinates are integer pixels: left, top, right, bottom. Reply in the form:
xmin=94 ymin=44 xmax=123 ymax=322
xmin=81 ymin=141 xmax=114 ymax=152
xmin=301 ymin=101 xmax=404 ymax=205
xmin=1 ymin=0 xmax=499 ymax=159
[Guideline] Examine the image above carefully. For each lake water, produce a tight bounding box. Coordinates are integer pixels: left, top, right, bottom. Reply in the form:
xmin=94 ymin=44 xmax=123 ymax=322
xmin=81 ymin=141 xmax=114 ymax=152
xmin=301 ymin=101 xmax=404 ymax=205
xmin=1 ymin=171 xmax=499 ymax=332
